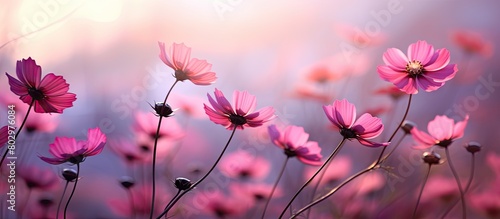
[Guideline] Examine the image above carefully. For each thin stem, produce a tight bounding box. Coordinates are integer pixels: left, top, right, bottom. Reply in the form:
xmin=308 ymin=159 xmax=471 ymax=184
xmin=156 ymin=127 xmax=238 ymax=219
xmin=412 ymin=164 xmax=432 ymax=219
xmin=56 ymin=181 xmax=70 ymax=219
xmin=163 ymin=189 xmax=181 ymax=218
xmin=289 ymin=93 xmax=413 ymax=218
xmin=126 ymin=188 xmax=135 ymax=219
xmin=376 ymin=94 xmax=412 ymax=164
xmin=380 ymin=133 xmax=408 ymax=163
xmin=149 ymin=80 xmax=178 ymax=219
xmin=440 ymin=153 xmax=475 ymax=218
xmin=261 ymin=157 xmax=289 ymax=219
xmin=64 ymin=163 xmax=80 ymax=219
xmin=279 ymin=138 xmax=346 ymax=219
xmin=443 ymin=148 xmax=468 ymax=219
xmin=306 ymin=155 xmax=334 ymax=219
xmin=0 ymin=99 xmax=34 ymax=167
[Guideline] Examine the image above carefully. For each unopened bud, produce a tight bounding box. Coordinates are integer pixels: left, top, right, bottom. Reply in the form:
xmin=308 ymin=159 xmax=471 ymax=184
xmin=39 ymin=197 xmax=54 ymax=208
xmin=401 ymin=121 xmax=416 ymax=134
xmin=62 ymin=169 xmax=78 ymax=181
xmin=422 ymin=151 xmax=442 ymax=165
xmin=174 ymin=177 xmax=192 ymax=190
xmin=151 ymin=102 xmax=174 ymax=117
xmin=119 ymin=176 xmax=135 ymax=189
xmin=465 ymin=142 xmax=481 ymax=154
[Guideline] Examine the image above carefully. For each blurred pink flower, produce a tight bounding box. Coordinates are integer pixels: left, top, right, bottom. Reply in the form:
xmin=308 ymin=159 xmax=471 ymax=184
xmin=487 ymin=153 xmax=500 ymax=180
xmin=219 ymin=150 xmax=270 ymax=179
xmin=268 ymin=125 xmax=323 ymax=165
xmin=194 ymin=190 xmax=248 ymax=218
xmin=469 ymin=189 xmax=500 ymax=218
xmin=18 ymin=165 xmax=59 ymax=190
xmin=420 ymin=176 xmax=460 ymax=204
xmin=1 ymin=95 xmax=59 ymax=133
xmin=39 ymin=127 xmax=106 ymax=165
xmin=204 ymin=88 xmax=275 ymax=130
xmin=334 ymin=23 xmax=386 ymax=47
xmin=0 ymin=126 xmax=7 ymax=148
xmin=304 ymin=156 xmax=351 ymax=186
xmin=410 ymin=115 xmax=469 ymax=149
xmin=170 ymin=94 xmax=207 ymax=119
xmin=323 ymin=99 xmax=388 ymax=147
xmin=133 ymin=111 xmax=184 ymax=140
xmin=158 ymin=42 xmax=217 ymax=85
xmin=373 ymin=85 xmax=407 ymax=100
xmin=230 ymin=182 xmax=283 ymax=203
xmin=109 ymin=184 xmax=169 ymax=217
xmin=290 ymin=84 xmax=333 ymax=103
xmin=108 ymin=138 xmax=148 ymax=164
xmin=452 ymin=30 xmax=493 ymax=57
xmin=5 ymin=57 xmax=76 ymax=113
xmin=377 ymin=41 xmax=458 ymax=94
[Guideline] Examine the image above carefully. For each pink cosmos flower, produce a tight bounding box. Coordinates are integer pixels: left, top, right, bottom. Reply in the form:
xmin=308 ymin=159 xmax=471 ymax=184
xmin=39 ymin=127 xmax=106 ymax=164
xmin=304 ymin=156 xmax=351 ymax=186
xmin=452 ymin=30 xmax=493 ymax=57
xmin=377 ymin=41 xmax=458 ymax=94
xmin=158 ymin=42 xmax=217 ymax=85
xmin=204 ymin=88 xmax=275 ymax=130
xmin=194 ymin=190 xmax=248 ymax=218
xmin=230 ymin=182 xmax=283 ymax=203
xmin=6 ymin=57 xmax=76 ymax=113
xmin=410 ymin=115 xmax=469 ymax=149
xmin=268 ymin=124 xmax=323 ymax=165
xmin=323 ymin=99 xmax=388 ymax=147
xmin=109 ymin=184 xmax=169 ymax=217
xmin=219 ymin=150 xmax=271 ymax=179
xmin=373 ymin=85 xmax=406 ymax=100
xmin=133 ymin=111 xmax=184 ymax=140
xmin=1 ymin=94 xmax=59 ymax=133
xmin=108 ymin=138 xmax=148 ymax=164
xmin=290 ymin=84 xmax=333 ymax=103
xmin=0 ymin=126 xmax=7 ymax=148
xmin=18 ymin=165 xmax=59 ymax=190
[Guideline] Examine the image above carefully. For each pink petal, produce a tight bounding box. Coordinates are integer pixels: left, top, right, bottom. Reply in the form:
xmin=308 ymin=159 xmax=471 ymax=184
xmin=382 ymin=48 xmax=408 ymax=70
xmin=451 ymin=115 xmax=469 ymax=139
xmin=284 ymin=126 xmax=309 ymax=149
xmin=357 ymin=138 xmax=389 ymax=147
xmin=84 ymin=127 xmax=106 ymax=156
xmin=6 ymin=73 xmax=29 ymax=96
xmin=267 ymin=125 xmax=284 ymax=149
xmin=424 ymin=49 xmax=451 ymax=71
xmin=333 ymin=99 xmax=356 ymax=128
xmin=204 ymin=104 xmax=231 ymax=127
xmin=39 ymin=73 xmax=70 ymax=96
xmin=352 ymin=113 xmax=384 ymax=139
xmin=407 ymin=41 xmax=435 ymax=64
xmin=233 ymin=90 xmax=256 ymax=116
xmin=214 ymin=88 xmax=234 ymax=114
xmin=377 ymin=66 xmax=409 ymax=85
xmin=246 ymin=106 xmax=275 ymax=127
xmin=410 ymin=128 xmax=437 ymax=148
xmin=16 ymin=57 xmax=41 ymax=88
xmin=395 ymin=77 xmax=418 ymax=94
xmin=185 ymin=58 xmax=212 ymax=76
xmin=43 ymin=93 xmax=77 ymax=113
xmin=416 ymin=75 xmax=445 ymax=92
xmin=188 ymin=72 xmax=217 ymax=85
xmin=39 ymin=156 xmax=65 ymax=165
xmin=425 ymin=64 xmax=457 ymax=83
xmin=34 ymin=99 xmax=60 ymax=113
xmin=48 ymin=137 xmax=78 ymax=158
xmin=323 ymin=105 xmax=341 ymax=129
xmin=158 ymin=41 xmax=176 ymax=69
xmin=171 ymin=43 xmax=191 ymax=71
xmin=0 ymin=126 xmax=8 ymax=147
xmin=427 ymin=115 xmax=454 ymax=140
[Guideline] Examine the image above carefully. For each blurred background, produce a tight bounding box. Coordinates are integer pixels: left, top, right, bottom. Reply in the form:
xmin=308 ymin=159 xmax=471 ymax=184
xmin=1 ymin=0 xmax=499 ymax=218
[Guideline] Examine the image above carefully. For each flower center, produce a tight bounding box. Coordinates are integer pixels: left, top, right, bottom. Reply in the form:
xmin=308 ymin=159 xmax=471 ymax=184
xmin=284 ymin=148 xmax=296 ymax=158
xmin=28 ymin=87 xmax=45 ymax=100
xmin=340 ymin=128 xmax=357 ymax=139
xmin=68 ymin=154 xmax=85 ymax=164
xmin=174 ymin=70 xmax=189 ymax=81
xmin=406 ymin=61 xmax=424 ymax=77
xmin=229 ymin=114 xmax=247 ymax=126
xmin=436 ymin=139 xmax=453 ymax=147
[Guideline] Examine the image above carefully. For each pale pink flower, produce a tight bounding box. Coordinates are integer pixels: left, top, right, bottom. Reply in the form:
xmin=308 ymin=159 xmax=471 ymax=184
xmin=0 ymin=126 xmax=7 ymax=148
xmin=487 ymin=153 xmax=500 ymax=181
xmin=377 ymin=40 xmax=458 ymax=94
xmin=373 ymin=85 xmax=406 ymax=100
xmin=410 ymin=115 xmax=469 ymax=149
xmin=219 ymin=150 xmax=270 ymax=179
xmin=39 ymin=127 xmax=106 ymax=165
xmin=18 ymin=165 xmax=59 ymax=190
xmin=268 ymin=125 xmax=323 ymax=165
xmin=290 ymin=83 xmax=333 ymax=103
xmin=304 ymin=156 xmax=351 ymax=186
xmin=420 ymin=176 xmax=460 ymax=204
xmin=469 ymin=189 xmax=500 ymax=218
xmin=108 ymin=138 xmax=148 ymax=164
xmin=158 ymin=42 xmax=217 ymax=85
xmin=230 ymin=182 xmax=283 ymax=203
xmin=5 ymin=57 xmax=76 ymax=113
xmin=109 ymin=184 xmax=169 ymax=217
xmin=452 ymin=30 xmax=493 ymax=57
xmin=0 ymin=95 xmax=59 ymax=133
xmin=204 ymin=88 xmax=275 ymax=130
xmin=334 ymin=23 xmax=386 ymax=47
xmin=133 ymin=111 xmax=184 ymax=140
xmin=194 ymin=190 xmax=248 ymax=218
xmin=323 ymin=99 xmax=388 ymax=147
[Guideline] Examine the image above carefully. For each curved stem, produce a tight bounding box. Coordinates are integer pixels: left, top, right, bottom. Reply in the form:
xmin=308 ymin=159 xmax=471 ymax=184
xmin=0 ymin=99 xmax=34 ymax=167
xmin=56 ymin=181 xmax=70 ymax=219
xmin=156 ymin=127 xmax=237 ymax=219
xmin=149 ymin=80 xmax=178 ymax=219
xmin=279 ymin=138 xmax=346 ymax=219
xmin=445 ymin=148 xmax=466 ymax=219
xmin=380 ymin=133 xmax=408 ymax=163
xmin=64 ymin=163 xmax=80 ymax=219
xmin=376 ymin=94 xmax=412 ymax=164
xmin=306 ymin=155 xmax=334 ymax=219
xmin=412 ymin=164 xmax=432 ymax=219
xmin=163 ymin=189 xmax=181 ymax=218
xmin=441 ymin=154 xmax=475 ymax=218
xmin=261 ymin=157 xmax=289 ymax=219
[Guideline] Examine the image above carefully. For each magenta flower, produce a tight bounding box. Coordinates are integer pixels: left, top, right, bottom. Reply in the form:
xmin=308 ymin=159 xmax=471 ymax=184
xmin=39 ymin=127 xmax=106 ymax=164
xmin=410 ymin=115 xmax=469 ymax=149
xmin=158 ymin=42 xmax=217 ymax=85
xmin=0 ymin=126 xmax=7 ymax=148
xmin=6 ymin=57 xmax=76 ymax=113
xmin=268 ymin=125 xmax=323 ymax=165
xmin=323 ymin=99 xmax=388 ymax=147
xmin=377 ymin=40 xmax=458 ymax=94
xmin=219 ymin=150 xmax=271 ymax=179
xmin=204 ymin=88 xmax=275 ymax=130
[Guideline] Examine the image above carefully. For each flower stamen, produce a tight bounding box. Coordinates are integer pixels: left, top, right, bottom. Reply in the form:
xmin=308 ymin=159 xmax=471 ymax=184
xmin=406 ymin=61 xmax=424 ymax=77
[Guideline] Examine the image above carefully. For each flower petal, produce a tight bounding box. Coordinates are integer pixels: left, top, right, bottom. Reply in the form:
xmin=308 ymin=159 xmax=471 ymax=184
xmin=356 ymin=138 xmax=389 ymax=147
xmin=451 ymin=115 xmax=469 ymax=139
xmin=333 ymin=99 xmax=356 ymax=128
xmin=424 ymin=49 xmax=451 ymax=71
xmin=427 ymin=115 xmax=455 ymax=141
xmin=425 ymin=64 xmax=457 ymax=83
xmin=284 ymin=126 xmax=309 ymax=149
xmin=267 ymin=125 xmax=284 ymax=149
xmin=6 ymin=73 xmax=29 ymax=97
xmin=382 ymin=48 xmax=408 ymax=71
xmin=233 ymin=90 xmax=256 ymax=116
xmin=16 ymin=57 xmax=41 ymax=88
xmin=407 ymin=41 xmax=435 ymax=64
xmin=352 ymin=113 xmax=384 ymax=139
xmin=410 ymin=128 xmax=437 ymax=148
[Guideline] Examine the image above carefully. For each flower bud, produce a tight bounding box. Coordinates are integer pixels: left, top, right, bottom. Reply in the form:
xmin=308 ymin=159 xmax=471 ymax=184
xmin=39 ymin=197 xmax=54 ymax=208
xmin=422 ymin=151 xmax=442 ymax=165
xmin=464 ymin=142 xmax=481 ymax=154
xmin=174 ymin=177 xmax=192 ymax=190
xmin=62 ymin=169 xmax=78 ymax=181
xmin=401 ymin=121 xmax=416 ymax=134
xmin=119 ymin=176 xmax=135 ymax=189
xmin=151 ymin=102 xmax=174 ymax=117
